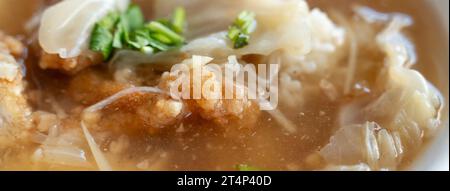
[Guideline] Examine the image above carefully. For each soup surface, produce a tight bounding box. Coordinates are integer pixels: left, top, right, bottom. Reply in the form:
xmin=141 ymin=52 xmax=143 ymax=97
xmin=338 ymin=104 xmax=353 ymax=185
xmin=0 ymin=0 xmax=447 ymax=170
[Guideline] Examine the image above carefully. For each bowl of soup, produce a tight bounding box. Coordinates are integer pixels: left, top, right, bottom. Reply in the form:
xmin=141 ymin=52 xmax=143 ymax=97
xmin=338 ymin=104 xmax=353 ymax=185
xmin=0 ymin=0 xmax=448 ymax=171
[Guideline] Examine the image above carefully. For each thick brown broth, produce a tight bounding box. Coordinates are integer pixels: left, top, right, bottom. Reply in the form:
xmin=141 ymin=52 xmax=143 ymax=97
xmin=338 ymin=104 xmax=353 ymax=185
xmin=0 ymin=0 xmax=448 ymax=170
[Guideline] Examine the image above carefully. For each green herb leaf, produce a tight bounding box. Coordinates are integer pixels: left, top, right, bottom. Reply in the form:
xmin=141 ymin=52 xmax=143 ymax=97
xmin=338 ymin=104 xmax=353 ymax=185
xmin=147 ymin=36 xmax=171 ymax=51
xmin=227 ymin=11 xmax=257 ymax=49
xmin=89 ymin=12 xmax=120 ymax=60
xmin=127 ymin=29 xmax=150 ymax=49
xmin=233 ymin=34 xmax=250 ymax=49
xmin=227 ymin=26 xmax=240 ymax=41
xmin=112 ymin=18 xmax=126 ymax=49
xmin=89 ymin=5 xmax=186 ymax=61
xmin=98 ymin=12 xmax=120 ymax=30
xmin=90 ymin=25 xmax=114 ymax=59
xmin=125 ymin=4 xmax=145 ymax=31
xmin=140 ymin=46 xmax=154 ymax=54
xmin=236 ymin=164 xmax=260 ymax=171
xmin=156 ymin=18 xmax=172 ymax=28
xmin=171 ymin=7 xmax=186 ymax=34
xmin=146 ymin=21 xmax=184 ymax=45
xmin=151 ymin=33 xmax=174 ymax=45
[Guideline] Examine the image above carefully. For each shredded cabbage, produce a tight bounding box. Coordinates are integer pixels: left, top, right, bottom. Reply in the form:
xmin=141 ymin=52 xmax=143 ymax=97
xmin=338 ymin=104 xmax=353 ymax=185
xmin=320 ymin=8 xmax=444 ymax=171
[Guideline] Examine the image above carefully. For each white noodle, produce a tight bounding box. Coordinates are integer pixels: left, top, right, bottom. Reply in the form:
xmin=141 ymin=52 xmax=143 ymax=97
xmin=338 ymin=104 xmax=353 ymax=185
xmin=343 ymin=26 xmax=358 ymax=95
xmin=354 ymin=6 xmax=413 ymax=26
xmin=81 ymin=86 xmax=166 ymax=171
xmin=33 ymin=146 xmax=91 ymax=168
xmin=266 ymin=109 xmax=297 ymax=134
xmin=254 ymin=54 xmax=295 ymax=134
xmin=84 ymin=86 xmax=165 ymax=113
xmin=329 ymin=10 xmax=359 ymax=95
xmin=81 ymin=122 xmax=112 ymax=171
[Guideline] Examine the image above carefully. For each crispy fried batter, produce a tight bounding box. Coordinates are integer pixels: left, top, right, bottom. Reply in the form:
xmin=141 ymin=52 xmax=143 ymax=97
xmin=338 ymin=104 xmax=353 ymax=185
xmin=0 ymin=32 xmax=32 ymax=149
xmin=39 ymin=51 xmax=103 ymax=75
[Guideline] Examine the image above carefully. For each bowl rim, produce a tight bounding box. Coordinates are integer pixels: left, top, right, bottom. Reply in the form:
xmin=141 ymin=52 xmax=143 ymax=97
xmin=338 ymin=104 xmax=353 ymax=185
xmin=409 ymin=0 xmax=449 ymax=171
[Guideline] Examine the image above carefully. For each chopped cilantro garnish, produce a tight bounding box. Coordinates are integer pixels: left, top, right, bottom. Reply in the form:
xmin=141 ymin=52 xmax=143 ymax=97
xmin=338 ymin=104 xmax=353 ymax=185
xmin=171 ymin=7 xmax=186 ymax=34
xmin=89 ymin=5 xmax=186 ymax=60
xmin=228 ymin=11 xmax=257 ymax=49
xmin=89 ymin=12 xmax=120 ymax=59
xmin=236 ymin=164 xmax=261 ymax=171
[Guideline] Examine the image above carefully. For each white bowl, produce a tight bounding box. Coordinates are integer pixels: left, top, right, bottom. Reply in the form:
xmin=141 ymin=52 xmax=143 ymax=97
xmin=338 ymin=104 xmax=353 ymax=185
xmin=0 ymin=0 xmax=448 ymax=171
xmin=410 ymin=0 xmax=449 ymax=171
